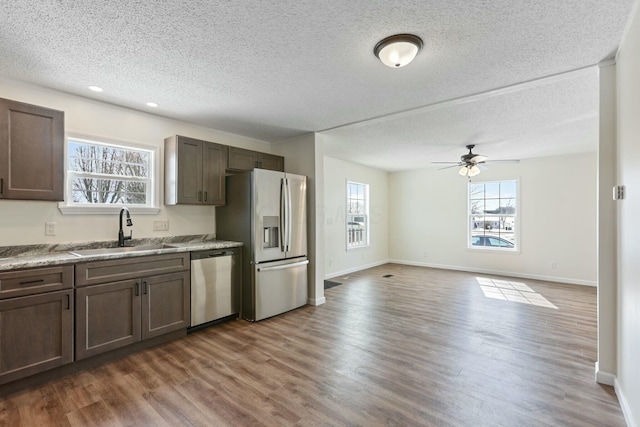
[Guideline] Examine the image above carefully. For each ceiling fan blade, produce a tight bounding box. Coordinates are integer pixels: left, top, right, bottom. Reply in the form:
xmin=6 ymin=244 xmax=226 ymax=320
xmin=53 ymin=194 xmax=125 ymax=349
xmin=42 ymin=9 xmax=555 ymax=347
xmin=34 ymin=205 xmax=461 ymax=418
xmin=485 ymin=159 xmax=520 ymax=163
xmin=470 ymin=154 xmax=488 ymax=163
xmin=430 ymin=161 xmax=461 ymax=164
xmin=478 ymin=164 xmax=488 ymax=171
xmin=437 ymin=164 xmax=463 ymax=170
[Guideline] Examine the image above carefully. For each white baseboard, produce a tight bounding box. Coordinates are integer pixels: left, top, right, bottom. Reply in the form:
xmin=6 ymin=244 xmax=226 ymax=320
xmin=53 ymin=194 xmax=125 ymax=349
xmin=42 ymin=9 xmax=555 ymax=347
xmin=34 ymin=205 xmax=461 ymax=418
xmin=307 ymin=296 xmax=326 ymax=306
xmin=388 ymin=259 xmax=597 ymax=287
xmin=615 ymin=377 xmax=638 ymax=427
xmin=325 ymin=259 xmax=390 ymax=280
xmin=595 ymin=361 xmax=616 ymax=386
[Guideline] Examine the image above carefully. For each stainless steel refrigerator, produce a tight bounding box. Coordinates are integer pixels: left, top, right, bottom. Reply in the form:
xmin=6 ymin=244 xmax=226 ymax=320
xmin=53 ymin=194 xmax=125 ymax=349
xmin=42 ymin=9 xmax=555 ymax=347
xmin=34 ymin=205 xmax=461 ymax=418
xmin=216 ymin=169 xmax=308 ymax=321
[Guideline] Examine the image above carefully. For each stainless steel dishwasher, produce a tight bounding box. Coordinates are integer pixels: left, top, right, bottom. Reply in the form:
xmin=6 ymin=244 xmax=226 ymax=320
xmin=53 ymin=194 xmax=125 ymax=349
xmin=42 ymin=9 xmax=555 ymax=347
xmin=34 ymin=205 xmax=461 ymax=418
xmin=190 ymin=248 xmax=239 ymax=327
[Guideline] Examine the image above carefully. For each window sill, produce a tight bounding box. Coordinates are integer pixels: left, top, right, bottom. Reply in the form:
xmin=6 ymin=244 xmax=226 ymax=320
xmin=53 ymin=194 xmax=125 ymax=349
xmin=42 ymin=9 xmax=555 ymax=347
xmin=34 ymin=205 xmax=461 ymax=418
xmin=467 ymin=246 xmax=520 ymax=254
xmin=347 ymin=244 xmax=370 ymax=252
xmin=58 ymin=204 xmax=161 ymax=215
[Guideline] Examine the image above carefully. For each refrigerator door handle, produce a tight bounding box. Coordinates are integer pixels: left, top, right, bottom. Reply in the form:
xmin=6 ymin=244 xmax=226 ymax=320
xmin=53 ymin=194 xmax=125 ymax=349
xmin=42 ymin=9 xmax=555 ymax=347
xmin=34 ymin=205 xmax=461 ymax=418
xmin=286 ymin=178 xmax=293 ymax=252
xmin=257 ymin=259 xmax=309 ymax=272
xmin=280 ymin=178 xmax=287 ymax=251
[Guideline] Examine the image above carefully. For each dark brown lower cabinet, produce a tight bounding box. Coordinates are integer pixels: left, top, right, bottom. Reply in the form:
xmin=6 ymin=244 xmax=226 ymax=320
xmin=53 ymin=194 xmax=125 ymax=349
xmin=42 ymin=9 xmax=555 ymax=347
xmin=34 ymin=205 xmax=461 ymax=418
xmin=0 ymin=290 xmax=73 ymax=385
xmin=76 ymin=271 xmax=190 ymax=360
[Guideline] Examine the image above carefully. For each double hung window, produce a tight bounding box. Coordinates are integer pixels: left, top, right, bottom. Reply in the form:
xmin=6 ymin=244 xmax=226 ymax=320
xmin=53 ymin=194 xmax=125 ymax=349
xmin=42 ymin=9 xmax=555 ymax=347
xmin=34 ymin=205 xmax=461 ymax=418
xmin=346 ymin=181 xmax=369 ymax=248
xmin=60 ymin=135 xmax=158 ymax=214
xmin=468 ymin=180 xmax=517 ymax=250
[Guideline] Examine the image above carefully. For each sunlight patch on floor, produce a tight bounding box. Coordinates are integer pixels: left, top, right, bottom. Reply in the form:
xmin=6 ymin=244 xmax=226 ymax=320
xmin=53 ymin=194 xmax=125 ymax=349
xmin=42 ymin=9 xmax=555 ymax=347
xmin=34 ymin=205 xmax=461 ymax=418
xmin=476 ymin=277 xmax=558 ymax=309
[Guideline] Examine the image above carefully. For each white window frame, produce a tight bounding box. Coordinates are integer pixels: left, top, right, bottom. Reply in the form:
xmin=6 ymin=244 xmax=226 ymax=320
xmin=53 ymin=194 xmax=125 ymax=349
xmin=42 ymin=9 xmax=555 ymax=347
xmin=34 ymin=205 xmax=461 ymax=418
xmin=467 ymin=179 xmax=519 ymax=252
xmin=346 ymin=180 xmax=370 ymax=250
xmin=59 ymin=132 xmax=160 ymax=215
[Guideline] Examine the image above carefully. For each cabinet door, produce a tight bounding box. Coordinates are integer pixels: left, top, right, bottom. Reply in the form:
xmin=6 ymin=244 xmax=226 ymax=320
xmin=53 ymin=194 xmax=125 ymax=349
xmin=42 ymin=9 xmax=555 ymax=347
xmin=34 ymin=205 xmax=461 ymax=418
xmin=75 ymin=279 xmax=141 ymax=360
xmin=202 ymin=142 xmax=227 ymax=205
xmin=228 ymin=146 xmax=258 ymax=171
xmin=0 ymin=98 xmax=64 ymax=201
xmin=141 ymin=271 xmax=190 ymax=340
xmin=176 ymin=136 xmax=204 ymax=204
xmin=0 ymin=290 xmax=73 ymax=385
xmin=258 ymin=153 xmax=285 ymax=172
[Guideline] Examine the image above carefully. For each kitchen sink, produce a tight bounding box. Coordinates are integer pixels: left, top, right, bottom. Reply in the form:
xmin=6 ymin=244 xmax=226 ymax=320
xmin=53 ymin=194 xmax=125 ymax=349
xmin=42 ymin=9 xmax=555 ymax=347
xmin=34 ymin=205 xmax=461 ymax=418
xmin=68 ymin=244 xmax=174 ymax=257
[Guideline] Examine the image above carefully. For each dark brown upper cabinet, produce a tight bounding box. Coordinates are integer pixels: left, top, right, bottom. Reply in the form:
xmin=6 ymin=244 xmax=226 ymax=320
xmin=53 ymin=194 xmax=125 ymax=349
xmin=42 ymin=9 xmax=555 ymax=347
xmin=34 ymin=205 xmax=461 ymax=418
xmin=165 ymin=135 xmax=227 ymax=205
xmin=227 ymin=146 xmax=284 ymax=172
xmin=0 ymin=98 xmax=64 ymax=201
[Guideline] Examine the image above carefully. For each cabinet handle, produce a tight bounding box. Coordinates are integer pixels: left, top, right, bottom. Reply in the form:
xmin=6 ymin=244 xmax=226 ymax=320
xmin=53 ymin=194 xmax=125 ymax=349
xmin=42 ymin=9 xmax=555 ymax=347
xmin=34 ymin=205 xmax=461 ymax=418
xmin=135 ymin=282 xmax=139 ymax=296
xmin=198 ymin=191 xmax=202 ymax=202
xmin=0 ymin=178 xmax=3 ymax=194
xmin=143 ymin=281 xmax=148 ymax=295
xmin=20 ymin=279 xmax=45 ymax=286
xmin=66 ymin=294 xmax=70 ymax=310
xmin=204 ymin=191 xmax=208 ymax=202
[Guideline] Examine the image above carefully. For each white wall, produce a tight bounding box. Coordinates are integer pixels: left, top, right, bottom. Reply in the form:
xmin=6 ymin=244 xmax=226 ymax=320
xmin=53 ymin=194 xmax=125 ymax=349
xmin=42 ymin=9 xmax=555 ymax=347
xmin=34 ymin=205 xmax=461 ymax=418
xmin=389 ymin=153 xmax=597 ymax=285
xmin=0 ymin=77 xmax=269 ymax=246
xmin=323 ymin=156 xmax=389 ymax=278
xmin=615 ymin=1 xmax=640 ymax=425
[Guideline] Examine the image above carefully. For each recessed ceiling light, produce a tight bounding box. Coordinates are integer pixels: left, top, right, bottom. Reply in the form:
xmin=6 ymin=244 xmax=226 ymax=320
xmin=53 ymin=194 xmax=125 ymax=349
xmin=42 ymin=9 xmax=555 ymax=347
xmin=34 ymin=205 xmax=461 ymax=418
xmin=146 ymin=102 xmax=158 ymax=108
xmin=88 ymin=85 xmax=104 ymax=92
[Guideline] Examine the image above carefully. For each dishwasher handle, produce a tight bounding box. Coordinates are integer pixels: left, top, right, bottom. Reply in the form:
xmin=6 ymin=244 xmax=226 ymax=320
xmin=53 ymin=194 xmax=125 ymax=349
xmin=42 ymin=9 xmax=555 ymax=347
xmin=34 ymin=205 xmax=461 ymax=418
xmin=191 ymin=250 xmax=233 ymax=260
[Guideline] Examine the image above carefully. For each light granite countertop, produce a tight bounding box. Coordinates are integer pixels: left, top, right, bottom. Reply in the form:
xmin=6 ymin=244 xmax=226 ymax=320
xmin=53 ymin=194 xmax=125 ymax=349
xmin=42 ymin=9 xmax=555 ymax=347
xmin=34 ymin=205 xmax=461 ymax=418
xmin=0 ymin=235 xmax=243 ymax=272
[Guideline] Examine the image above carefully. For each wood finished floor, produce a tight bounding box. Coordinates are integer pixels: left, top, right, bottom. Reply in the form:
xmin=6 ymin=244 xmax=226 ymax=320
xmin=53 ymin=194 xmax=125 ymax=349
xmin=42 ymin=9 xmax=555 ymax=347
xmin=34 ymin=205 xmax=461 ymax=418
xmin=0 ymin=264 xmax=625 ymax=426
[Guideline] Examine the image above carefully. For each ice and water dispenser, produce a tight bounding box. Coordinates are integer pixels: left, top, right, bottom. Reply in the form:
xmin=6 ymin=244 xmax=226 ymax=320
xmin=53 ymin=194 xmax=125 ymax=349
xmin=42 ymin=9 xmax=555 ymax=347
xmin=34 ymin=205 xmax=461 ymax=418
xmin=263 ymin=216 xmax=279 ymax=249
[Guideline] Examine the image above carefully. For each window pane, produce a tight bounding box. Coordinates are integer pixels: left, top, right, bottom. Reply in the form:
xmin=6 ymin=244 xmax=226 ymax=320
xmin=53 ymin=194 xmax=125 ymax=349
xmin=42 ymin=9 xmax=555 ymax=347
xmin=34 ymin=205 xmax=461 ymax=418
xmin=485 ymin=199 xmax=499 ymax=212
xmin=500 ymin=181 xmax=517 ymax=199
xmin=469 ymin=183 xmax=484 ymax=199
xmin=485 ymin=183 xmax=499 ymax=198
xmin=500 ymin=197 xmax=516 ymax=213
xmin=469 ymin=199 xmax=485 ymax=214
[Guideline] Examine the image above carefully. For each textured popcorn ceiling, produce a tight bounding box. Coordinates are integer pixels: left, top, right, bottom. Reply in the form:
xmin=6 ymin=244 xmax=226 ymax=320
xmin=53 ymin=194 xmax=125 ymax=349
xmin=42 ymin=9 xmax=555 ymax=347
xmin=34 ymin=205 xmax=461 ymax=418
xmin=0 ymin=1 xmax=634 ymax=170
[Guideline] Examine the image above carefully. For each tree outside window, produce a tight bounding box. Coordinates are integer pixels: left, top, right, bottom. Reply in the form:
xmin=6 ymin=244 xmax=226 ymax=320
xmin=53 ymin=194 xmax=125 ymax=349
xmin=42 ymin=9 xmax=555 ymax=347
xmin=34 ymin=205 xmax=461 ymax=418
xmin=67 ymin=137 xmax=153 ymax=207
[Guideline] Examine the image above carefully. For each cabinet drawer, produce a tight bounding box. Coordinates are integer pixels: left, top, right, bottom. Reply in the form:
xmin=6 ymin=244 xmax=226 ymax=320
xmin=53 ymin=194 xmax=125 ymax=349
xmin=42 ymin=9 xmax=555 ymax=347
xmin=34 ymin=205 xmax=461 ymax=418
xmin=0 ymin=265 xmax=73 ymax=300
xmin=75 ymin=253 xmax=190 ymax=287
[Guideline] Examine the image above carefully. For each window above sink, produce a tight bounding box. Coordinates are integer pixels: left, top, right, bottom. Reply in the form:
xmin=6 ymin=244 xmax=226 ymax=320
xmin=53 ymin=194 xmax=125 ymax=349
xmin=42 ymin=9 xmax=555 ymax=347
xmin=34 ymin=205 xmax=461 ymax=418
xmin=59 ymin=132 xmax=160 ymax=215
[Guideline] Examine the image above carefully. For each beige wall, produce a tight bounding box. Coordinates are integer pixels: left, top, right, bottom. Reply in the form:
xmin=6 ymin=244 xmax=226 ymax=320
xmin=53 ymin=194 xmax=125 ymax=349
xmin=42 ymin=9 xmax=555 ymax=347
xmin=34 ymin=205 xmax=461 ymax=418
xmin=0 ymin=77 xmax=269 ymax=246
xmin=615 ymin=1 xmax=640 ymax=424
xmin=388 ymin=153 xmax=597 ymax=285
xmin=596 ymin=63 xmax=617 ymax=384
xmin=323 ymin=156 xmax=389 ymax=278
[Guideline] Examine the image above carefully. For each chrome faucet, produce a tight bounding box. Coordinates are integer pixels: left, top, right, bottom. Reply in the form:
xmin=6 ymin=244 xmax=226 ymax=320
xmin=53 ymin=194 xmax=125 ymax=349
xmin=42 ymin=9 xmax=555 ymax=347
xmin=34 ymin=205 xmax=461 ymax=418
xmin=118 ymin=207 xmax=133 ymax=247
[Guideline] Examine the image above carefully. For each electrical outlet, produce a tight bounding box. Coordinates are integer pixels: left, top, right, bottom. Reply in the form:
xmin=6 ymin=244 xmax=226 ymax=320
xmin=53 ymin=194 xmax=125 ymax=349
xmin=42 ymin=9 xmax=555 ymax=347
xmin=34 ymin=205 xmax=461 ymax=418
xmin=423 ymin=251 xmax=428 ymax=258
xmin=551 ymin=262 xmax=557 ymax=269
xmin=153 ymin=220 xmax=169 ymax=231
xmin=45 ymin=222 xmax=56 ymax=236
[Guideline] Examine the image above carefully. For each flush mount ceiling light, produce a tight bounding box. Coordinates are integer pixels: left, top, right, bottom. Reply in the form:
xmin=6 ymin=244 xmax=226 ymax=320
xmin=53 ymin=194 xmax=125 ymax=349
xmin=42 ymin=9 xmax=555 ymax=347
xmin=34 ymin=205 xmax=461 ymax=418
xmin=374 ymin=34 xmax=423 ymax=68
xmin=88 ymin=85 xmax=104 ymax=92
xmin=146 ymin=102 xmax=158 ymax=108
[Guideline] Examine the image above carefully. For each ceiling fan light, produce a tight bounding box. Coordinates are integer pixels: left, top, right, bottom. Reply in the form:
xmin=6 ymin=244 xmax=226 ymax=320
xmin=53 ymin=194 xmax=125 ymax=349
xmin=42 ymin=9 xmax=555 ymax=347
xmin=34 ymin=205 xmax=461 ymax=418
xmin=468 ymin=165 xmax=481 ymax=177
xmin=458 ymin=166 xmax=469 ymax=176
xmin=374 ymin=34 xmax=423 ymax=68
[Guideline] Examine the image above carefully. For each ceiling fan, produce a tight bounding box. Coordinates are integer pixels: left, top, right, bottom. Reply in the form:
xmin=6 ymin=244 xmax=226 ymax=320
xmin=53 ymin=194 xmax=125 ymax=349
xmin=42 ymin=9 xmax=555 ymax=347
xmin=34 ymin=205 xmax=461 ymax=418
xmin=432 ymin=144 xmax=519 ymax=177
